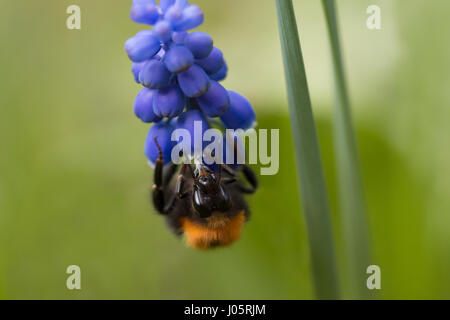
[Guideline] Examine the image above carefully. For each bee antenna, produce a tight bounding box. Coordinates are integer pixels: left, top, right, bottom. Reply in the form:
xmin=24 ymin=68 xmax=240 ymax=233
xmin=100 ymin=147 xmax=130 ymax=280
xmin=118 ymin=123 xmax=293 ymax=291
xmin=154 ymin=137 xmax=163 ymax=158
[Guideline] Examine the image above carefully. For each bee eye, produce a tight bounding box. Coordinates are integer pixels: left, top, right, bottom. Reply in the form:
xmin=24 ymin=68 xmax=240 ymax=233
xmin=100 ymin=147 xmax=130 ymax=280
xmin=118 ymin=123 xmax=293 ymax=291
xmin=194 ymin=182 xmax=207 ymax=193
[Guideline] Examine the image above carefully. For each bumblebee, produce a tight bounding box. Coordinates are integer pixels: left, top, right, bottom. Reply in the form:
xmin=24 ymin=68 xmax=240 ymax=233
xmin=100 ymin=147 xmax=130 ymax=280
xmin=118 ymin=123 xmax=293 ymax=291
xmin=152 ymin=139 xmax=258 ymax=249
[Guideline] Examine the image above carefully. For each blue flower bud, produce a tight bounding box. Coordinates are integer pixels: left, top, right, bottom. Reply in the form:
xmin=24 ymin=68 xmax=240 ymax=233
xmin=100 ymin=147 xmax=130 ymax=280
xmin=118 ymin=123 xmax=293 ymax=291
xmin=145 ymin=120 xmax=176 ymax=166
xmin=164 ymin=5 xmax=183 ymax=25
xmin=220 ymin=91 xmax=256 ymax=130
xmin=175 ymin=110 xmax=209 ymax=157
xmin=131 ymin=61 xmax=147 ymax=83
xmin=134 ymin=87 xmax=162 ymax=123
xmin=172 ymin=31 xmax=188 ymax=44
xmin=125 ymin=31 xmax=161 ymax=62
xmin=153 ymin=20 xmax=173 ymax=42
xmin=197 ymin=81 xmax=230 ymax=117
xmin=177 ymin=64 xmax=210 ymax=97
xmin=130 ymin=0 xmax=160 ymax=25
xmin=164 ymin=45 xmax=194 ymax=73
xmin=184 ymin=32 xmax=213 ymax=59
xmin=160 ymin=0 xmax=189 ymax=13
xmin=209 ymin=62 xmax=228 ymax=82
xmin=173 ymin=5 xmax=204 ymax=32
xmin=153 ymin=85 xmax=185 ymax=118
xmin=195 ymin=47 xmax=224 ymax=75
xmin=175 ymin=0 xmax=190 ymax=8
xmin=160 ymin=0 xmax=176 ymax=13
xmin=139 ymin=59 xmax=171 ymax=89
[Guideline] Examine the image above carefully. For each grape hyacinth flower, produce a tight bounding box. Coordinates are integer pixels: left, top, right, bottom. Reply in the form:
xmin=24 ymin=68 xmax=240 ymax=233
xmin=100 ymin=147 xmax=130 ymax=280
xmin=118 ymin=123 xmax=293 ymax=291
xmin=145 ymin=119 xmax=176 ymax=166
xmin=220 ymin=91 xmax=256 ymax=130
xmin=134 ymin=87 xmax=162 ymax=123
xmin=125 ymin=0 xmax=256 ymax=168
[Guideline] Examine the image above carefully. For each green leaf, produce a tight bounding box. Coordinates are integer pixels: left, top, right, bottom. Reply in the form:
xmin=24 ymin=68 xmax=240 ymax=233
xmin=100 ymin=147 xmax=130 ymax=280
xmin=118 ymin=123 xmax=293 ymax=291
xmin=321 ymin=0 xmax=372 ymax=299
xmin=275 ymin=0 xmax=340 ymax=299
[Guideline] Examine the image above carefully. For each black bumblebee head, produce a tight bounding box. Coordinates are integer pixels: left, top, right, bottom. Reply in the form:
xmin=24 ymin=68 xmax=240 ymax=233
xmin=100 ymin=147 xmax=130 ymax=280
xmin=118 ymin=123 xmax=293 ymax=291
xmin=192 ymin=165 xmax=231 ymax=218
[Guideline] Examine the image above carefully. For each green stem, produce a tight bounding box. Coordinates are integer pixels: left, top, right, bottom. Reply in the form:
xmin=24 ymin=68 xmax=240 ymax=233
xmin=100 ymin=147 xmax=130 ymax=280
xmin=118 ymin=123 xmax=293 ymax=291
xmin=275 ymin=0 xmax=340 ymax=299
xmin=321 ymin=0 xmax=372 ymax=299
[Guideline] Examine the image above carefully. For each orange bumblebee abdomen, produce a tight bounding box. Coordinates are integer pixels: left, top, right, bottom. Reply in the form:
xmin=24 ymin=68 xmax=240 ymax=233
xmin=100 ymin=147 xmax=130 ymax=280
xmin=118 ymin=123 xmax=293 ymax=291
xmin=180 ymin=211 xmax=246 ymax=249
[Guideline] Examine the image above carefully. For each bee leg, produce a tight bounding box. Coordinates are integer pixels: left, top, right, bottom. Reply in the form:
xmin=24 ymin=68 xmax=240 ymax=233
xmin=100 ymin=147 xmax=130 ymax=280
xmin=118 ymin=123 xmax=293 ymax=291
xmin=238 ymin=165 xmax=259 ymax=194
xmin=163 ymin=163 xmax=179 ymax=186
xmin=161 ymin=164 xmax=192 ymax=213
xmin=222 ymin=164 xmax=237 ymax=177
xmin=153 ymin=164 xmax=179 ymax=214
xmin=152 ymin=137 xmax=172 ymax=215
xmin=175 ymin=164 xmax=190 ymax=199
xmin=222 ymin=178 xmax=237 ymax=185
xmin=217 ymin=163 xmax=236 ymax=181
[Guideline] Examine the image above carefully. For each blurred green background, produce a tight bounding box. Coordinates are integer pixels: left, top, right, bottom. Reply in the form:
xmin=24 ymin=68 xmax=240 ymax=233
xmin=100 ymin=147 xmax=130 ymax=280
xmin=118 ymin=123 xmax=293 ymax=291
xmin=0 ymin=0 xmax=449 ymax=299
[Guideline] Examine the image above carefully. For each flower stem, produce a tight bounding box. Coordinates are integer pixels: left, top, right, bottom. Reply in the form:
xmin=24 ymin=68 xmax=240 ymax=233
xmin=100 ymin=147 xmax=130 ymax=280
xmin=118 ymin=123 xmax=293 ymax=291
xmin=275 ymin=0 xmax=340 ymax=299
xmin=321 ymin=0 xmax=372 ymax=299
